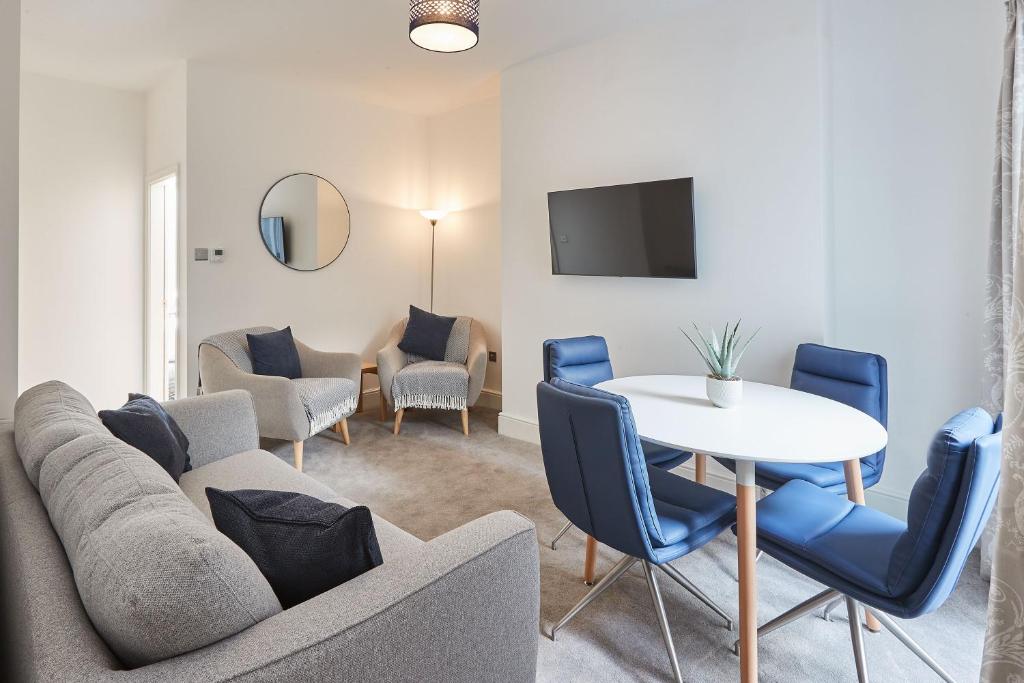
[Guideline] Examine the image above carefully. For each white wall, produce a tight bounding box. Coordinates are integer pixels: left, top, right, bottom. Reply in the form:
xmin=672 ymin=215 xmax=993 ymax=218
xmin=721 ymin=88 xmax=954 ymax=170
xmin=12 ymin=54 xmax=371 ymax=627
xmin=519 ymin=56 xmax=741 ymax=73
xmin=498 ymin=0 xmax=1003 ymax=515
xmin=427 ymin=97 xmax=502 ymax=396
xmin=0 ymin=0 xmax=18 ymax=418
xmin=19 ymin=73 xmax=145 ymax=409
xmin=185 ymin=64 xmax=431 ymax=395
xmin=825 ymin=0 xmax=1004 ymax=511
xmin=500 ymin=0 xmax=827 ymax=436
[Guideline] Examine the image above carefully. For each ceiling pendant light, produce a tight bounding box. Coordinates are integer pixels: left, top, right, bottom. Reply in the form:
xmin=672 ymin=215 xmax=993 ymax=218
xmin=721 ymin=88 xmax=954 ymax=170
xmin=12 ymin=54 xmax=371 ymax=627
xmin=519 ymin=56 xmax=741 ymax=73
xmin=409 ymin=1 xmax=480 ymax=53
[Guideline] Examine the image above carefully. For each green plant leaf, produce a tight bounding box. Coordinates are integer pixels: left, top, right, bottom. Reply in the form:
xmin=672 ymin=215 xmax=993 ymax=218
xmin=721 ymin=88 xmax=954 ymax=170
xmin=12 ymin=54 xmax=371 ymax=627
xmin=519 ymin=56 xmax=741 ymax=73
xmin=730 ymin=327 xmax=761 ymax=372
xmin=680 ymin=328 xmax=717 ymax=375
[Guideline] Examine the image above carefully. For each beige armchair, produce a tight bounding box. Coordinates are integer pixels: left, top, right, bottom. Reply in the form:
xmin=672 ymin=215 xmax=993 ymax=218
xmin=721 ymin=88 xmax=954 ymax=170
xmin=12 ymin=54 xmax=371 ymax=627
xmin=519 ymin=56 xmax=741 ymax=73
xmin=199 ymin=327 xmax=361 ymax=471
xmin=377 ymin=317 xmax=487 ymax=436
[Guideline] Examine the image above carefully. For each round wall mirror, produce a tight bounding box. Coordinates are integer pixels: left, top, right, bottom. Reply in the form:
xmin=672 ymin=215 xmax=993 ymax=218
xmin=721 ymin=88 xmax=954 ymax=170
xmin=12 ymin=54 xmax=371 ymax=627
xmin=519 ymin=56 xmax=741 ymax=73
xmin=259 ymin=173 xmax=351 ymax=271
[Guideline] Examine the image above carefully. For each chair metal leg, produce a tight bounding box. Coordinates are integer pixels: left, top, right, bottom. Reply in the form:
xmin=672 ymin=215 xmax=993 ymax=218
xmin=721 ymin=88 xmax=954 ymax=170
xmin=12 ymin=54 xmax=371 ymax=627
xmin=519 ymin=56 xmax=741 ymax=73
xmin=550 ymin=520 xmax=574 ymax=550
xmin=658 ymin=562 xmax=734 ymax=630
xmin=734 ymin=588 xmax=837 ymax=655
xmin=865 ymin=609 xmax=956 ymax=683
xmin=846 ymin=597 xmax=869 ymax=683
xmin=822 ymin=596 xmax=843 ymax=622
xmin=550 ymin=556 xmax=636 ymax=640
xmin=641 ymin=561 xmax=684 ymax=683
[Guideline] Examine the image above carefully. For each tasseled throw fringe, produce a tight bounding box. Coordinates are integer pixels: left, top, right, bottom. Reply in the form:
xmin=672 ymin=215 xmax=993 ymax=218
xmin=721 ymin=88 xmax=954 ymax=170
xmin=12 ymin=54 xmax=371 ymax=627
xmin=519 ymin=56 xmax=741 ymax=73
xmin=393 ymin=394 xmax=468 ymax=411
xmin=307 ymin=396 xmax=359 ymax=435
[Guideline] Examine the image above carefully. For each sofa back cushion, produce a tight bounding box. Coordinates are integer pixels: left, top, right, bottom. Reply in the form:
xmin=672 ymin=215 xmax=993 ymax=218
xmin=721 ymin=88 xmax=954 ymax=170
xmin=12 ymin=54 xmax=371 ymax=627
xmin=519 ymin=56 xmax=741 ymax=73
xmin=14 ymin=380 xmax=107 ymax=488
xmin=37 ymin=430 xmax=282 ymax=668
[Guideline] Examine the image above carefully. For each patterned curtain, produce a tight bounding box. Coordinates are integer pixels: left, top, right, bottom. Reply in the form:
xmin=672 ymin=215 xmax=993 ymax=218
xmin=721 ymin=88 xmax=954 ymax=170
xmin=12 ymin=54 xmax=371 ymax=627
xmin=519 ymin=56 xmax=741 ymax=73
xmin=983 ymin=2 xmax=1024 ymax=678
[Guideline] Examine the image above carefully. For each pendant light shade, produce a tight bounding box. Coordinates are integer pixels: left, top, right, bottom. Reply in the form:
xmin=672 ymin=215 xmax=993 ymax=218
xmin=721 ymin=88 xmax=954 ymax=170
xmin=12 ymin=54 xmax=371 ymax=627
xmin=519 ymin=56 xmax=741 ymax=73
xmin=409 ymin=1 xmax=480 ymax=53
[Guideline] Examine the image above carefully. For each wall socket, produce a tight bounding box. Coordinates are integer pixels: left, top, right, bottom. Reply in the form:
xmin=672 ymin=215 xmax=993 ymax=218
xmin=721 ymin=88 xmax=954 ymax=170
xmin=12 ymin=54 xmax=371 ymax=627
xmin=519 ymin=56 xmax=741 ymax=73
xmin=488 ymin=351 xmax=497 ymax=363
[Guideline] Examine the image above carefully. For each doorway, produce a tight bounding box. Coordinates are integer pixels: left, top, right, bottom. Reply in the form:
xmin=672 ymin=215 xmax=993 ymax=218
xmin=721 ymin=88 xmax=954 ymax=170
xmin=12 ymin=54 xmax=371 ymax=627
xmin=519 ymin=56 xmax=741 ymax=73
xmin=145 ymin=170 xmax=180 ymax=401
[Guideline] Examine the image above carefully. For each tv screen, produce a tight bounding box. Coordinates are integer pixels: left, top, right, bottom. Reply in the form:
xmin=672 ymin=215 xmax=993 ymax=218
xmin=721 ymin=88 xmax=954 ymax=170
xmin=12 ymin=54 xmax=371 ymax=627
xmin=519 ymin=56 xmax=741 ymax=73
xmin=547 ymin=178 xmax=697 ymax=278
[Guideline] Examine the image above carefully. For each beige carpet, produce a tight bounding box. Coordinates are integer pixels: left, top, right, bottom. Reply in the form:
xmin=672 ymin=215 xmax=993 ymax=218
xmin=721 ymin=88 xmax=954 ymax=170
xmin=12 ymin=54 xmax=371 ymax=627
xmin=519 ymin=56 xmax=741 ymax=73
xmin=262 ymin=405 xmax=988 ymax=682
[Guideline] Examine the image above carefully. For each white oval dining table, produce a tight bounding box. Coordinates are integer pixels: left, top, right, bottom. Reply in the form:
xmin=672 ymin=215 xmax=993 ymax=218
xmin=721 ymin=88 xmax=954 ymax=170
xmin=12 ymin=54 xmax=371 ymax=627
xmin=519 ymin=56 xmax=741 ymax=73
xmin=592 ymin=375 xmax=888 ymax=683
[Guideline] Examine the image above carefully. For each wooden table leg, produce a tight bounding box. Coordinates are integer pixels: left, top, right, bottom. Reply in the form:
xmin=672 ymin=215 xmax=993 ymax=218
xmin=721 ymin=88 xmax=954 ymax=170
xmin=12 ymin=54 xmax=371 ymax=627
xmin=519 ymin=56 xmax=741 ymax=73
xmin=843 ymin=459 xmax=882 ymax=633
xmin=735 ymin=461 xmax=758 ymax=683
xmin=695 ymin=452 xmax=707 ymax=484
xmin=584 ymin=536 xmax=598 ymax=585
xmin=357 ymin=374 xmax=364 ymax=413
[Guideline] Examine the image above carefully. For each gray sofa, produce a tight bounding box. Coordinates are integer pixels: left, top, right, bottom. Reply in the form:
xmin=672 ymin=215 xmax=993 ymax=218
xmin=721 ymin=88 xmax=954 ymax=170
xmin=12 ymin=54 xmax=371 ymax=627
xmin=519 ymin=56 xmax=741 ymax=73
xmin=1 ymin=381 xmax=540 ymax=682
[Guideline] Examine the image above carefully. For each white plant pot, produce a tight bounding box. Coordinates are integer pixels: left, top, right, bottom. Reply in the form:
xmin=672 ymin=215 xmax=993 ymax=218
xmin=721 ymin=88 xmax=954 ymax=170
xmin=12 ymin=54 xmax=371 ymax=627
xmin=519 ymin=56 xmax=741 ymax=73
xmin=706 ymin=376 xmax=743 ymax=408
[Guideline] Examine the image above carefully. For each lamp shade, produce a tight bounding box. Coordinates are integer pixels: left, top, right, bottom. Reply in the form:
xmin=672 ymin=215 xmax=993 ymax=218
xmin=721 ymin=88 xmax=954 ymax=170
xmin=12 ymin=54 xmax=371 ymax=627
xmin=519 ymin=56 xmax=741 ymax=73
xmin=409 ymin=1 xmax=480 ymax=53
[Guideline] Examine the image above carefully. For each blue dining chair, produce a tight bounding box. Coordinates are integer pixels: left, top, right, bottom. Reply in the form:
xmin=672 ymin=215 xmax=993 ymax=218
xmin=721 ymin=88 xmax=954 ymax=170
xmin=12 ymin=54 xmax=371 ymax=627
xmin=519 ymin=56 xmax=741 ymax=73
xmin=739 ymin=407 xmax=1001 ymax=682
xmin=537 ymin=378 xmax=736 ymax=683
xmin=717 ymin=342 xmax=888 ymax=492
xmin=544 ymin=336 xmax=693 ymax=550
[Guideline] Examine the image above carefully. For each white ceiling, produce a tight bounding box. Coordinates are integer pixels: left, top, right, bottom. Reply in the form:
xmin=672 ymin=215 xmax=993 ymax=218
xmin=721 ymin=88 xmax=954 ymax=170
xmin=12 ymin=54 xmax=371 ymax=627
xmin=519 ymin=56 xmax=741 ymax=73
xmin=21 ymin=0 xmax=703 ymax=114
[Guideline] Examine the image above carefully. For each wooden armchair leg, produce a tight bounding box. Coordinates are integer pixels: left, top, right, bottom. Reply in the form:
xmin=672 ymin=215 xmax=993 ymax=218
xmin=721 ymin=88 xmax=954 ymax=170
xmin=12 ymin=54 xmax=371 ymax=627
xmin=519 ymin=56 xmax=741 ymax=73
xmin=292 ymin=441 xmax=304 ymax=472
xmin=333 ymin=418 xmax=351 ymax=445
xmin=461 ymin=408 xmax=469 ymax=437
xmin=394 ymin=408 xmax=404 ymax=435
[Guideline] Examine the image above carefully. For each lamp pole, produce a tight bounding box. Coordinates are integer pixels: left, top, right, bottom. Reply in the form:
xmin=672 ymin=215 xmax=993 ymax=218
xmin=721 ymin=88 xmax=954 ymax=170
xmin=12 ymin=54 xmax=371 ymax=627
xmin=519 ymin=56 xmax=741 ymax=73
xmin=420 ymin=210 xmax=447 ymax=313
xmin=428 ymin=217 xmax=437 ymax=313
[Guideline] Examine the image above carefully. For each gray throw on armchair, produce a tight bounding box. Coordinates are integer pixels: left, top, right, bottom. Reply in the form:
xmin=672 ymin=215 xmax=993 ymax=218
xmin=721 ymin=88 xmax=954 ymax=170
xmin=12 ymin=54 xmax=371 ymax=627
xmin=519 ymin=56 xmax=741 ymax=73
xmin=378 ymin=316 xmax=487 ymax=436
xmin=199 ymin=326 xmax=361 ymax=471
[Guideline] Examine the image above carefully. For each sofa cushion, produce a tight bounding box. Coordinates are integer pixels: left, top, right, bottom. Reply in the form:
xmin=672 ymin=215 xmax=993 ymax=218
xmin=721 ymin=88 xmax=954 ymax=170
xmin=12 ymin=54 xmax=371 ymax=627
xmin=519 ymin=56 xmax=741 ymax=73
xmin=38 ymin=433 xmax=282 ymax=667
xmin=14 ymin=380 xmax=107 ymax=488
xmin=207 ymin=488 xmax=384 ymax=608
xmin=180 ymin=449 xmax=424 ymax=559
xmin=99 ymin=393 xmax=192 ymax=481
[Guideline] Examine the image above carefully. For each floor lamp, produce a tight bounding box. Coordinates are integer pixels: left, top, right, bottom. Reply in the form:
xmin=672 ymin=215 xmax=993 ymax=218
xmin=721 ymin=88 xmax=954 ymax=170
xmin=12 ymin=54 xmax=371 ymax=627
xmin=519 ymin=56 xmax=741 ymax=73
xmin=419 ymin=210 xmax=447 ymax=312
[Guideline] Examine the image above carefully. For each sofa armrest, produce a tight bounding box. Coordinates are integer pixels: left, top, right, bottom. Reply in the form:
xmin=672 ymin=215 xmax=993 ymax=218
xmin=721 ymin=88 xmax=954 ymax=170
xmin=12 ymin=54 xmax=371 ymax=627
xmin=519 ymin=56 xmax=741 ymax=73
xmin=466 ymin=321 xmax=488 ymax=407
xmin=376 ymin=319 xmax=409 ymax=408
xmin=295 ymin=341 xmax=362 ymax=384
xmin=128 ymin=511 xmax=539 ymax=683
xmin=162 ymin=391 xmax=259 ymax=468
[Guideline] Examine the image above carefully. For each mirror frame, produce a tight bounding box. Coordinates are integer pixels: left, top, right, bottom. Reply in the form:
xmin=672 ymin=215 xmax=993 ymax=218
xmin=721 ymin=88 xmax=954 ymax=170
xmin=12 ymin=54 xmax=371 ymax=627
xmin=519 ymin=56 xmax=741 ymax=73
xmin=258 ymin=172 xmax=351 ymax=272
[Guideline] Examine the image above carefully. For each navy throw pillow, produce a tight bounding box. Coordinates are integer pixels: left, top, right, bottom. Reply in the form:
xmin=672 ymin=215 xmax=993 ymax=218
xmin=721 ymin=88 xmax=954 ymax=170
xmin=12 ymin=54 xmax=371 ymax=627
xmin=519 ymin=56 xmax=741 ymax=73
xmin=247 ymin=327 xmax=302 ymax=379
xmin=206 ymin=488 xmax=383 ymax=608
xmin=398 ymin=305 xmax=456 ymax=361
xmin=99 ymin=393 xmax=192 ymax=481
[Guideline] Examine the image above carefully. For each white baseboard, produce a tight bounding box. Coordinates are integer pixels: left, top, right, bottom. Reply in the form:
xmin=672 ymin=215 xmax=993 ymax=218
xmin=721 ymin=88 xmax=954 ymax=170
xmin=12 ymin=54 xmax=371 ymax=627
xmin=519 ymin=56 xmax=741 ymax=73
xmin=498 ymin=412 xmax=540 ymax=444
xmin=360 ymin=387 xmax=502 ymax=412
xmin=476 ymin=389 xmax=502 ymax=411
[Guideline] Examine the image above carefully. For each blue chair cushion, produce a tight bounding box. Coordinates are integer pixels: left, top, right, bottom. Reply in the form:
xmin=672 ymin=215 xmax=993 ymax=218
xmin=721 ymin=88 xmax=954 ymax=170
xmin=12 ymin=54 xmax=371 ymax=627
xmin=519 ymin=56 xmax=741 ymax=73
xmin=886 ymin=407 xmax=994 ymax=597
xmin=755 ymin=480 xmax=906 ymax=596
xmin=544 ymin=336 xmax=614 ymax=386
xmin=648 ymin=466 xmax=736 ymax=563
xmin=750 ymin=459 xmax=882 ymax=493
xmin=642 ymin=440 xmax=693 ymax=469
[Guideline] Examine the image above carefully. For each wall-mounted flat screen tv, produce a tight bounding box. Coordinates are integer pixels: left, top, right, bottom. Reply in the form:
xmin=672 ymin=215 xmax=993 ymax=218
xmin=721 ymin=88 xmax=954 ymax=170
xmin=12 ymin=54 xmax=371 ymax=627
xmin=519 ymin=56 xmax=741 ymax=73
xmin=547 ymin=177 xmax=697 ymax=278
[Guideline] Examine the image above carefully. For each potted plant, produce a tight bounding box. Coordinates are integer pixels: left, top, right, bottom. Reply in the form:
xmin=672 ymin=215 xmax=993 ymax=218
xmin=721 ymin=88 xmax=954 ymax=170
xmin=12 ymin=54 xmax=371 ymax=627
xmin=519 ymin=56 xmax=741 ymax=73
xmin=681 ymin=321 xmax=759 ymax=408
